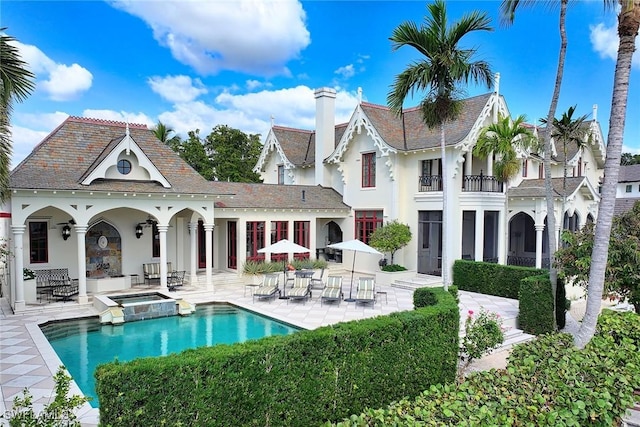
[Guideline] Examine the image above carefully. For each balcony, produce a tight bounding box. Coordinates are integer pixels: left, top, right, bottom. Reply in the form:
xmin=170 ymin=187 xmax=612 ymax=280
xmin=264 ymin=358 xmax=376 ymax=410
xmin=418 ymin=175 xmax=443 ymax=192
xmin=462 ymin=172 xmax=503 ymax=193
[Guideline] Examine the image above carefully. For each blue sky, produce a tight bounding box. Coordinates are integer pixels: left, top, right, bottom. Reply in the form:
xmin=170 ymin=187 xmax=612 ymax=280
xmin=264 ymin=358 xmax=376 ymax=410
xmin=3 ymin=0 xmax=639 ymax=169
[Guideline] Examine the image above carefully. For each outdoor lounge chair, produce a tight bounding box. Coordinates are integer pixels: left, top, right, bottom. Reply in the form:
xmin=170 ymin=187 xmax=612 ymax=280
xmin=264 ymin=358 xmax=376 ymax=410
xmin=355 ymin=277 xmax=375 ymax=306
xmin=287 ymin=276 xmax=311 ymax=303
xmin=320 ymin=275 xmax=343 ymax=306
xmin=253 ymin=274 xmax=280 ymax=302
xmin=309 ymin=267 xmax=326 ymax=290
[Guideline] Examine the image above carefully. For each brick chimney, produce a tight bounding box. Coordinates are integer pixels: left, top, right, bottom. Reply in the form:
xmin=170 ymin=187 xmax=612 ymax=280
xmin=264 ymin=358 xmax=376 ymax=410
xmin=314 ymin=87 xmax=336 ymax=187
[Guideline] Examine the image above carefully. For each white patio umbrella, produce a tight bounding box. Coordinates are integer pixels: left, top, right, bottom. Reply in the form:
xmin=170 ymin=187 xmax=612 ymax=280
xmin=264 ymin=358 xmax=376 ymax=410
xmin=327 ymin=239 xmax=382 ymax=302
xmin=258 ymin=239 xmax=310 ymax=299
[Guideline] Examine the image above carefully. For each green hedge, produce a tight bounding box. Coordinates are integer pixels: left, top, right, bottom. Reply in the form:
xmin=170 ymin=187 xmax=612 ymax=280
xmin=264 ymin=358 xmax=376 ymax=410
xmin=518 ymin=275 xmax=555 ymax=334
xmin=96 ymin=290 xmax=459 ymax=426
xmin=453 ymin=260 xmax=545 ymax=300
xmin=333 ymin=310 xmax=640 ymax=426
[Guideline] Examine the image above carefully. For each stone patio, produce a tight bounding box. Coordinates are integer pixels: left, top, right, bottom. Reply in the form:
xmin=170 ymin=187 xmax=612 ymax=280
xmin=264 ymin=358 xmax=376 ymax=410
xmin=1 ymin=269 xmax=522 ymax=426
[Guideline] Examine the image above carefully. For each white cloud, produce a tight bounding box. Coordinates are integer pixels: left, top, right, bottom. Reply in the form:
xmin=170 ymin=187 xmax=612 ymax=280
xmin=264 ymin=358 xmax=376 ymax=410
xmin=82 ymin=109 xmax=155 ymax=127
xmin=9 ymin=112 xmax=70 ymax=169
xmin=334 ymin=64 xmax=355 ymax=79
xmin=110 ymin=0 xmax=310 ymax=76
xmin=157 ymin=86 xmax=359 ymax=142
xmin=11 ymin=40 xmax=93 ymax=101
xmin=148 ymin=75 xmax=208 ymax=103
xmin=11 ymin=86 xmax=360 ymax=168
xmin=9 ymin=125 xmax=52 ymax=170
xmin=590 ymin=22 xmax=640 ymax=68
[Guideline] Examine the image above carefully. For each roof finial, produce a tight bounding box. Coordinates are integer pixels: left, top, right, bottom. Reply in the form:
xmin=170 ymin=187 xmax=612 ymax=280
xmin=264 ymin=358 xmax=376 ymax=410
xmin=270 ymin=115 xmax=275 ymax=128
xmin=357 ymin=87 xmax=362 ymax=105
xmin=494 ymin=72 xmax=500 ymax=96
xmin=126 ymin=121 xmax=131 ymax=155
xmin=593 ymin=104 xmax=598 ymax=121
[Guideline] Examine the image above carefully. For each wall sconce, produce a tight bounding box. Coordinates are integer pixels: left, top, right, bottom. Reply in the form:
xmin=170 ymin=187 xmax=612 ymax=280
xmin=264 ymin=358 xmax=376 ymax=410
xmin=61 ymin=225 xmax=71 ymax=241
xmin=135 ymin=224 xmax=144 ymax=239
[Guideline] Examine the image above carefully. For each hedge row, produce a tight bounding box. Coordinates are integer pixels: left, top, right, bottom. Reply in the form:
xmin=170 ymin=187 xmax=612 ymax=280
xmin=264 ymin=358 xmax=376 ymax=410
xmin=453 ymin=260 xmax=545 ymax=300
xmin=96 ymin=289 xmax=459 ymax=426
xmin=518 ymin=275 xmax=555 ymax=334
xmin=333 ymin=310 xmax=640 ymax=426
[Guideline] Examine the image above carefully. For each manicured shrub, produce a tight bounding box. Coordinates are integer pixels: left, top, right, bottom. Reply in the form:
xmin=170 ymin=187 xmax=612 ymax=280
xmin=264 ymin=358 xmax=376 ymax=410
xmin=518 ymin=275 xmax=555 ymax=334
xmin=332 ymin=310 xmax=640 ymax=426
xmin=555 ymin=276 xmax=568 ymax=329
xmin=413 ymin=287 xmax=438 ymax=307
xmin=96 ymin=290 xmax=459 ymax=426
xmin=380 ymin=264 xmax=407 ymax=272
xmin=453 ymin=259 xmax=545 ymax=300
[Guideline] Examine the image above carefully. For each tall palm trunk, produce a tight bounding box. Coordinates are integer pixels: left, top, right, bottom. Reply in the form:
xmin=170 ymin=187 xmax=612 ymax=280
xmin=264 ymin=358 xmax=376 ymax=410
xmin=543 ymin=0 xmax=568 ymax=330
xmin=441 ymin=122 xmax=449 ymax=290
xmin=575 ymin=0 xmax=640 ymax=349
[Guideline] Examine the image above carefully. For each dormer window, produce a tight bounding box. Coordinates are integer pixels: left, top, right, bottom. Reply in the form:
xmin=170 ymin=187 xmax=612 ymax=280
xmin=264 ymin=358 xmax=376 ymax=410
xmin=117 ymin=159 xmax=132 ymax=175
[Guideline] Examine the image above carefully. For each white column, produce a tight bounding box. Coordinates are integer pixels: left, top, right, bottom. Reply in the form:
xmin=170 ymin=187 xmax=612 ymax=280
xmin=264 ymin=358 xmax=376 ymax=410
xmin=309 ymin=219 xmax=317 ymax=260
xmin=498 ymin=210 xmax=506 ymax=265
xmin=535 ymin=224 xmax=544 ymax=269
xmin=75 ymin=225 xmax=88 ymax=303
xmin=157 ymin=224 xmax=169 ymax=287
xmin=189 ymin=222 xmax=198 ymax=285
xmin=474 ymin=211 xmax=484 ymax=261
xmin=555 ymin=224 xmax=562 ymax=251
xmin=11 ymin=225 xmax=26 ymax=311
xmin=204 ymin=224 xmax=214 ymax=289
xmin=486 ymin=153 xmax=493 ymax=176
xmin=465 ymin=151 xmax=473 ymax=176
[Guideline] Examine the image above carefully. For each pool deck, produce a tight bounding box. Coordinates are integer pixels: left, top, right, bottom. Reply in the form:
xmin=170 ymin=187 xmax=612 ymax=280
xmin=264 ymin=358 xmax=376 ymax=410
xmin=0 ymin=271 xmax=521 ymax=426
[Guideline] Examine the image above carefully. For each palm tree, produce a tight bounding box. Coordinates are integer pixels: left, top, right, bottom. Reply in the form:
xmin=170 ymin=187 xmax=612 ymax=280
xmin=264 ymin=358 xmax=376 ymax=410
xmin=500 ymin=0 xmax=569 ymax=330
xmin=152 ymin=120 xmax=181 ymax=149
xmin=575 ymin=0 xmax=640 ymax=349
xmin=541 ymin=105 xmax=590 ymax=234
xmin=387 ymin=0 xmax=493 ymax=289
xmin=0 ymin=28 xmax=35 ymax=202
xmin=473 ymin=114 xmax=535 ymax=263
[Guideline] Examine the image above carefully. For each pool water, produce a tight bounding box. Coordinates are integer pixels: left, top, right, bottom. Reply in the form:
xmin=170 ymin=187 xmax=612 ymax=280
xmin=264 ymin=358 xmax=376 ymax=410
xmin=41 ymin=304 xmax=299 ymax=407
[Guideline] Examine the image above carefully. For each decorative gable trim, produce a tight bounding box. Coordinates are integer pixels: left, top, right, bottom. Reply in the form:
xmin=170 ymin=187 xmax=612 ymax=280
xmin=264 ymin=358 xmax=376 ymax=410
xmin=567 ymin=177 xmax=600 ymax=204
xmin=327 ymin=104 xmax=396 ymax=164
xmin=81 ymin=127 xmax=171 ymax=188
xmin=453 ymin=93 xmax=510 ymax=178
xmin=326 ymin=104 xmax=397 ymax=181
xmin=253 ymin=128 xmax=294 ymax=173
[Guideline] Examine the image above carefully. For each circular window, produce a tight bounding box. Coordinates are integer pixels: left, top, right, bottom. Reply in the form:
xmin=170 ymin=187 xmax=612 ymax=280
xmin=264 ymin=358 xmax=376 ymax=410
xmin=117 ymin=159 xmax=132 ymax=175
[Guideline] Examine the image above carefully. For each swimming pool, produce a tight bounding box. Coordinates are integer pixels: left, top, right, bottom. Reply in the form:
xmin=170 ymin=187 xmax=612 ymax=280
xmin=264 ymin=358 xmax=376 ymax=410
xmin=41 ymin=304 xmax=300 ymax=407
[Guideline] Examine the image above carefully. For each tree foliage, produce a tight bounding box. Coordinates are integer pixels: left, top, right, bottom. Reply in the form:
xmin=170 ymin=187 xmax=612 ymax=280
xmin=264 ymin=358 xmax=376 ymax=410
xmin=204 ymin=125 xmax=263 ymax=183
xmin=555 ymin=201 xmax=640 ymax=312
xmin=167 ymin=125 xmax=263 ymax=183
xmin=0 ymin=28 xmax=35 ymax=201
xmin=369 ymin=220 xmax=412 ymax=265
xmin=621 ymin=152 xmax=640 ymax=165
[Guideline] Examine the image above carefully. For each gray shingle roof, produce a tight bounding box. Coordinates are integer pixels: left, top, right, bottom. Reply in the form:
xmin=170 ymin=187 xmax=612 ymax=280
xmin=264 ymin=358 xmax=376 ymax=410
xmin=360 ymin=93 xmax=493 ymax=151
xmin=509 ymin=177 xmax=586 ymax=198
xmin=208 ymin=182 xmax=350 ymax=210
xmin=10 ymin=117 xmax=215 ymax=194
xmin=614 ymin=198 xmax=639 ymax=216
xmin=273 ymin=124 xmax=348 ymax=167
xmin=619 ymin=164 xmax=640 ymax=183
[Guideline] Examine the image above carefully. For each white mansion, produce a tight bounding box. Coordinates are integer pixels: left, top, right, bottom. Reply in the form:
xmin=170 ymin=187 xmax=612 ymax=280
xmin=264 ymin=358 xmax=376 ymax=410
xmin=0 ymin=81 xmax=605 ymax=312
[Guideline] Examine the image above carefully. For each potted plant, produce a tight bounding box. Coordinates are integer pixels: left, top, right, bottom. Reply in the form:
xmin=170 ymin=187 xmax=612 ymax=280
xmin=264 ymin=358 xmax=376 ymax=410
xmin=23 ymin=268 xmax=35 ymax=280
xmin=369 ymin=221 xmax=414 ymax=285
